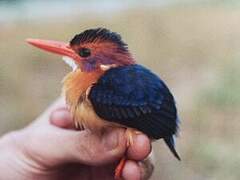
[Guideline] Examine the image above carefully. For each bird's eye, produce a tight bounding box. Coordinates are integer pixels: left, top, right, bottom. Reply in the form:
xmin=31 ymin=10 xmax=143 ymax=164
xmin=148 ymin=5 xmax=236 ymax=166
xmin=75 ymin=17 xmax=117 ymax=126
xmin=79 ymin=48 xmax=91 ymax=57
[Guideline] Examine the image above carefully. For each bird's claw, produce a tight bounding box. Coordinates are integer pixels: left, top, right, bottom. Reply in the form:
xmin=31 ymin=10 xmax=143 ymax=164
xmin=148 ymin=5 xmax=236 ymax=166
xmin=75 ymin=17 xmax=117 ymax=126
xmin=114 ymin=156 xmax=126 ymax=180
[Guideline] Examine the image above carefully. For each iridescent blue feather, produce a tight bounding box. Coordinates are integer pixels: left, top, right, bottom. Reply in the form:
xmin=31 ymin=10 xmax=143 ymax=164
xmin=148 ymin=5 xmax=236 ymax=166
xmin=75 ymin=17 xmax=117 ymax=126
xmin=89 ymin=64 xmax=180 ymax=160
xmin=89 ymin=64 xmax=178 ymax=137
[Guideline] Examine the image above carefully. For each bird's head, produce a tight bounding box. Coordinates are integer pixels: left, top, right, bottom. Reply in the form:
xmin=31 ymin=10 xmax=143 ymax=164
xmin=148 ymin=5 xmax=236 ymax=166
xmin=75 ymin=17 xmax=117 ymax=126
xmin=27 ymin=28 xmax=135 ymax=72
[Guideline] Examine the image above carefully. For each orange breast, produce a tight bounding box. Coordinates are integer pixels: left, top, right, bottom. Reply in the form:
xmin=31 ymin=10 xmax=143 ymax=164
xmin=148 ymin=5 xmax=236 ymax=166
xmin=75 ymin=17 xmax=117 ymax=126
xmin=62 ymin=69 xmax=111 ymax=131
xmin=63 ymin=69 xmax=103 ymax=106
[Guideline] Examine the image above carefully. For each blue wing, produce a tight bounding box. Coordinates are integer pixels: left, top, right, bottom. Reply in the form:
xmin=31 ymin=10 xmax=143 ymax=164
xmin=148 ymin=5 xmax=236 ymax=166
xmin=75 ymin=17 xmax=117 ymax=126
xmin=89 ymin=64 xmax=178 ymax=139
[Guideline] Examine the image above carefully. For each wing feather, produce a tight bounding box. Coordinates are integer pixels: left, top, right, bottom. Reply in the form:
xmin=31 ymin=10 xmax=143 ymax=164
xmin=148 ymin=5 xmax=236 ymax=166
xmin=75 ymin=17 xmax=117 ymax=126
xmin=89 ymin=64 xmax=178 ymax=139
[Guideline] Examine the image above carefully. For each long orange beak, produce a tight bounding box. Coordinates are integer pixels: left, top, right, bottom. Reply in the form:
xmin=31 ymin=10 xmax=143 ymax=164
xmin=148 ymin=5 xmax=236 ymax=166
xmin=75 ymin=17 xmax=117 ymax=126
xmin=26 ymin=39 xmax=80 ymax=61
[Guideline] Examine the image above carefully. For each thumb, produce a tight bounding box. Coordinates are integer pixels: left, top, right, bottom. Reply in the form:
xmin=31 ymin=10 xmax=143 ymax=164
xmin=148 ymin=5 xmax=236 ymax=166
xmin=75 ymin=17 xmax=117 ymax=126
xmin=46 ymin=100 xmax=127 ymax=165
xmin=48 ymin=107 xmax=127 ymax=165
xmin=55 ymin=128 xmax=127 ymax=166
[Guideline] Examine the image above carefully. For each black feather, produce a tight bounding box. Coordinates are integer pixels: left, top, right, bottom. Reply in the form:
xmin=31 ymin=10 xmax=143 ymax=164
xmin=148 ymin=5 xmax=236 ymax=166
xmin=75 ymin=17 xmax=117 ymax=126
xmin=70 ymin=28 xmax=128 ymax=52
xmin=164 ymin=136 xmax=181 ymax=161
xmin=88 ymin=64 xmax=180 ymax=159
xmin=89 ymin=65 xmax=179 ymax=137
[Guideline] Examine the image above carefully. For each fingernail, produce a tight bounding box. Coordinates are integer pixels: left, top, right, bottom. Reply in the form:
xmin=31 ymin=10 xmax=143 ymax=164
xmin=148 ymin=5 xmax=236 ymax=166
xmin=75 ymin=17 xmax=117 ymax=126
xmin=103 ymin=129 xmax=124 ymax=151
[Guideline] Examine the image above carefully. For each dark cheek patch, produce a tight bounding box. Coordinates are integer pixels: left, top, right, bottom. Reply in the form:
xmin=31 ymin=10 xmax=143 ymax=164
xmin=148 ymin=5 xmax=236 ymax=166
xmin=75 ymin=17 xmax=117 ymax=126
xmin=82 ymin=59 xmax=97 ymax=72
xmin=98 ymin=55 xmax=115 ymax=65
xmin=94 ymin=53 xmax=119 ymax=65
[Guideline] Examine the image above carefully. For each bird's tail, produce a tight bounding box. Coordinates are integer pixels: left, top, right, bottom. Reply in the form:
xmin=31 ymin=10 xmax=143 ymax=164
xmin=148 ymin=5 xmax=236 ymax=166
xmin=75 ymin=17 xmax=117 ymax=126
xmin=164 ymin=136 xmax=181 ymax=161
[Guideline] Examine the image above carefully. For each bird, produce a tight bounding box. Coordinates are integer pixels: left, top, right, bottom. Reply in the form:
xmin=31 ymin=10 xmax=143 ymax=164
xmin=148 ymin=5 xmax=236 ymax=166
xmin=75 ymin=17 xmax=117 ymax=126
xmin=26 ymin=28 xmax=180 ymax=179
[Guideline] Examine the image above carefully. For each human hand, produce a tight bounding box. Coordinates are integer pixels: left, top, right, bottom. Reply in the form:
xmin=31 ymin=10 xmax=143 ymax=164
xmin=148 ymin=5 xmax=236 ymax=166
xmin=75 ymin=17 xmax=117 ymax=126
xmin=0 ymin=97 xmax=154 ymax=180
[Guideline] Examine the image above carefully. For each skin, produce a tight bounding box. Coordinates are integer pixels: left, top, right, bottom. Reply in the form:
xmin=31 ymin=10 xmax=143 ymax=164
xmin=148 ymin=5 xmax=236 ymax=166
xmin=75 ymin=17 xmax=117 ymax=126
xmin=0 ymin=98 xmax=153 ymax=180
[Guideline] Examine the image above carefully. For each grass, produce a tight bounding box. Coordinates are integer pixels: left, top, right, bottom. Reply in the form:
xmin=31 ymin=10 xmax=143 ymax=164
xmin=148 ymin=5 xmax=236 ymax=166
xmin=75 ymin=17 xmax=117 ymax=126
xmin=1 ymin=4 xmax=240 ymax=180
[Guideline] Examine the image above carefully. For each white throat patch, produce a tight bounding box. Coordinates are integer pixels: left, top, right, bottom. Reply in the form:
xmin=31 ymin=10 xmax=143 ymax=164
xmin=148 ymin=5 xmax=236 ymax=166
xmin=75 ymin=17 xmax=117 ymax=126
xmin=62 ymin=56 xmax=78 ymax=71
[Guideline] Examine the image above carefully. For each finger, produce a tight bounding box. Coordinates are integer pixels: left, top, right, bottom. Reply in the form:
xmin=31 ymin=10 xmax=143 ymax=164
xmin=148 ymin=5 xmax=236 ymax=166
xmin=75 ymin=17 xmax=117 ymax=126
xmin=138 ymin=152 xmax=155 ymax=180
xmin=54 ymin=128 xmax=127 ymax=166
xmin=122 ymin=160 xmax=141 ymax=180
xmin=49 ymin=107 xmax=75 ymax=129
xmin=127 ymin=134 xmax=151 ymax=161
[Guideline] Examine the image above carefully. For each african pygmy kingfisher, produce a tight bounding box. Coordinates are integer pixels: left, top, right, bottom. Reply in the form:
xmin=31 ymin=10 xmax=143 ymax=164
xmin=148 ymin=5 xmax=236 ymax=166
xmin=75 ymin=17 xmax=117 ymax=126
xmin=27 ymin=28 xmax=180 ymax=179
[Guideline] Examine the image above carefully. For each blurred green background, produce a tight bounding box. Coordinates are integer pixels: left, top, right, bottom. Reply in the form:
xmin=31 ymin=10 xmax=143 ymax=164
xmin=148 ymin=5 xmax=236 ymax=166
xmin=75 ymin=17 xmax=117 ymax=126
xmin=0 ymin=0 xmax=240 ymax=179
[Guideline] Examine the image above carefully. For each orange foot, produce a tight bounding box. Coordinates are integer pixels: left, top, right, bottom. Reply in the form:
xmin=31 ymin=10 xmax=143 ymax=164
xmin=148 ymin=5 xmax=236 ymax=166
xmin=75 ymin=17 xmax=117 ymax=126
xmin=114 ymin=156 xmax=126 ymax=180
xmin=114 ymin=128 xmax=140 ymax=179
